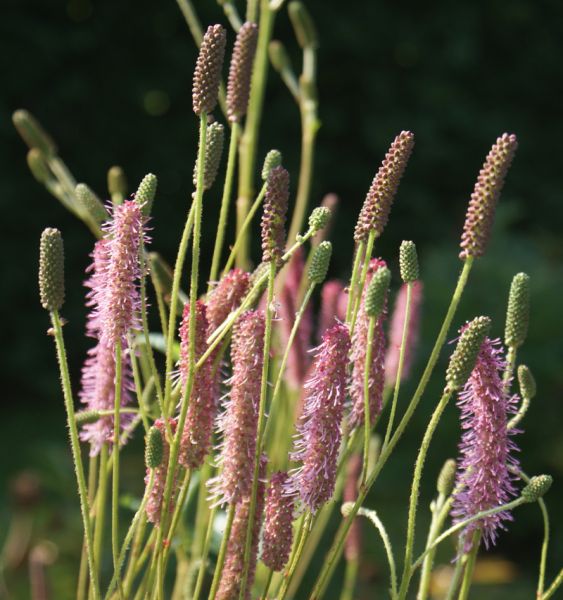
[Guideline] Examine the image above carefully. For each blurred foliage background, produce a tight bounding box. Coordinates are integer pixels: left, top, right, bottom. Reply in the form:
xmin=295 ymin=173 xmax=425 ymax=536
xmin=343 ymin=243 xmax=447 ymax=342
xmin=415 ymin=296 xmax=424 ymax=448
xmin=1 ymin=0 xmax=562 ymax=597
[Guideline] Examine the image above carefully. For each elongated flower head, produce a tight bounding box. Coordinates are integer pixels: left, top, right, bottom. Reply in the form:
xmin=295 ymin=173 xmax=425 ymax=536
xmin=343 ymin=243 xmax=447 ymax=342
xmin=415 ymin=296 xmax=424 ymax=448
xmin=318 ymin=279 xmax=347 ymax=340
xmin=344 ymin=453 xmax=363 ymax=562
xmin=107 ymin=166 xmax=127 ymax=202
xmin=210 ymin=310 xmax=265 ymax=504
xmin=261 ymin=149 xmax=282 ymax=181
xmin=206 ymin=268 xmax=251 ymax=331
xmin=27 ymin=148 xmax=52 ymax=184
xmin=399 ymin=240 xmax=419 ymax=282
xmin=39 ymin=228 xmax=64 ymax=311
xmin=385 ymin=281 xmax=423 ymax=385
xmin=193 ymin=122 xmax=225 ymax=190
xmin=308 ymin=241 xmax=332 ymax=284
xmin=261 ymin=165 xmax=289 ymax=264
xmin=134 ymin=173 xmax=158 ymax=217
xmin=504 ymin=272 xmax=530 ymax=348
xmin=288 ymin=1 xmax=318 ymax=49
xmin=261 ymin=471 xmax=295 ymax=571
xmin=75 ymin=183 xmax=109 ymax=226
xmin=459 ymin=133 xmax=518 ymax=260
xmin=354 ymin=131 xmax=415 ymax=243
xmin=308 ymin=206 xmax=332 ymax=236
xmin=517 ymin=364 xmax=536 ymax=399
xmin=521 ymin=475 xmax=552 ymax=503
xmin=437 ymin=458 xmax=456 ymax=496
xmin=227 ymin=21 xmax=258 ymax=122
xmin=287 ymin=322 xmax=351 ymax=512
xmin=192 ymin=24 xmax=227 ymax=115
xmin=446 ymin=316 xmax=491 ymax=391
xmin=145 ymin=426 xmax=164 ymax=469
xmin=365 ymin=265 xmax=391 ymax=318
xmin=451 ymin=336 xmax=520 ymax=549
xmin=13 ymin=109 xmax=57 ymax=156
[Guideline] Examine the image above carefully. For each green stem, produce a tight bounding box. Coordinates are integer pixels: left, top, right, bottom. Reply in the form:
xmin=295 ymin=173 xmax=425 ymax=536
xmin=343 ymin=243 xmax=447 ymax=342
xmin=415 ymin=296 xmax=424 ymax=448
xmin=444 ymin=537 xmax=467 ymax=600
xmin=278 ymin=513 xmax=313 ymax=600
xmin=261 ymin=569 xmax=274 ymax=599
xmin=349 ymin=230 xmax=376 ymax=334
xmin=209 ymin=504 xmax=236 ymax=600
xmin=346 ymin=243 xmax=365 ymax=323
xmin=128 ymin=338 xmax=150 ymax=433
xmin=192 ymin=505 xmax=218 ymax=600
xmin=502 ymin=345 xmax=517 ymax=392
xmin=218 ymin=0 xmax=242 ymax=31
xmin=457 ymin=530 xmax=481 ymax=600
xmin=209 ymin=122 xmax=240 ymax=289
xmin=112 ymin=341 xmax=123 ymax=598
xmin=339 ymin=559 xmax=359 ymax=600
xmin=50 ymin=311 xmax=99 ymax=599
xmin=360 ymin=316 xmax=376 ymax=486
xmin=543 ymin=570 xmax=563 ymax=600
xmin=93 ymin=445 xmax=109 ymax=587
xmin=416 ymin=493 xmax=447 ymax=600
xmin=78 ymin=454 xmax=98 ymax=600
xmin=246 ymin=0 xmax=258 ymax=22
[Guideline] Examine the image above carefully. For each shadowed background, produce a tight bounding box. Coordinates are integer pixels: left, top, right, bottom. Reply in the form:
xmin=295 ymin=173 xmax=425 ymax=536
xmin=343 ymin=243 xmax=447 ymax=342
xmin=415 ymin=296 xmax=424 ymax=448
xmin=1 ymin=0 xmax=562 ymax=597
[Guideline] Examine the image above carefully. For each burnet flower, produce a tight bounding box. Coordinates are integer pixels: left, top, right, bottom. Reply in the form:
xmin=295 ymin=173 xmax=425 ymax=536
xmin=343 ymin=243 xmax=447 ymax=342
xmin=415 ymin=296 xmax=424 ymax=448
xmin=318 ymin=279 xmax=348 ymax=341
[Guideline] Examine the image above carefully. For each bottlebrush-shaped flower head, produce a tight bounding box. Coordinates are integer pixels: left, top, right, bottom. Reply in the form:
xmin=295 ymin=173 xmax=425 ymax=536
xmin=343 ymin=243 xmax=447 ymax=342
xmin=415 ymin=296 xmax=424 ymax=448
xmin=261 ymin=471 xmax=295 ymax=571
xmin=193 ymin=121 xmax=225 ymax=190
xmin=349 ymin=259 xmax=388 ymax=429
xmin=459 ymin=133 xmax=518 ymax=260
xmin=287 ymin=322 xmax=351 ymax=512
xmin=192 ymin=24 xmax=227 ymax=115
xmin=354 ymin=131 xmax=414 ymax=243
xmin=227 ymin=21 xmax=258 ymax=122
xmin=261 ymin=165 xmax=289 ymax=264
xmin=504 ymin=272 xmax=530 ymax=349
xmin=39 ymin=228 xmax=65 ymax=311
xmin=178 ymin=301 xmax=215 ymax=469
xmin=210 ymin=310 xmax=265 ymax=505
xmin=451 ymin=336 xmax=520 ymax=550
xmin=206 ymin=268 xmax=251 ymax=331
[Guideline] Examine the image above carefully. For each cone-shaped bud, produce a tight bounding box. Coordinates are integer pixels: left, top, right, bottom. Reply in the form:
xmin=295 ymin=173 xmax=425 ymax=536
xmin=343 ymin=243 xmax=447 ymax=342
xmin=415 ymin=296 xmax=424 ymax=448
xmin=27 ymin=149 xmax=52 ymax=184
xmin=135 ymin=173 xmax=158 ymax=217
xmin=192 ymin=24 xmax=227 ymax=115
xmin=288 ymin=2 xmax=318 ymax=49
xmin=308 ymin=241 xmax=332 ymax=285
xmin=193 ymin=122 xmax=225 ymax=190
xmin=365 ymin=266 xmax=391 ymax=318
xmin=75 ymin=410 xmax=101 ymax=426
xmin=437 ymin=458 xmax=456 ymax=496
xmin=39 ymin=228 xmax=65 ymax=311
xmin=261 ymin=166 xmax=289 ymax=264
xmin=308 ymin=206 xmax=331 ymax=234
xmin=75 ymin=184 xmax=109 ymax=226
xmin=13 ymin=109 xmax=57 ymax=156
xmin=399 ymin=240 xmax=419 ymax=283
xmin=107 ymin=166 xmax=127 ymax=201
xmin=269 ymin=40 xmax=293 ymax=74
xmin=504 ymin=272 xmax=530 ymax=348
xmin=446 ymin=316 xmax=491 ymax=391
xmin=354 ymin=131 xmax=415 ymax=242
xmin=521 ymin=475 xmax=552 ymax=503
xmin=517 ymin=365 xmax=536 ymax=400
xmin=261 ymin=149 xmax=282 ymax=181
xmin=459 ymin=134 xmax=518 ymax=260
xmin=145 ymin=426 xmax=164 ymax=469
xmin=227 ymin=21 xmax=258 ymax=122
xmin=149 ymin=252 xmax=175 ymax=306
xmin=312 ymin=194 xmax=338 ymax=245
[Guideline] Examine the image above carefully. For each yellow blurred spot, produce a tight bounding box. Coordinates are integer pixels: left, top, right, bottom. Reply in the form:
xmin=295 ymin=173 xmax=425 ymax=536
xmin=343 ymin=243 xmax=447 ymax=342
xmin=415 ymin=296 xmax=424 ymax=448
xmin=143 ymin=90 xmax=170 ymax=117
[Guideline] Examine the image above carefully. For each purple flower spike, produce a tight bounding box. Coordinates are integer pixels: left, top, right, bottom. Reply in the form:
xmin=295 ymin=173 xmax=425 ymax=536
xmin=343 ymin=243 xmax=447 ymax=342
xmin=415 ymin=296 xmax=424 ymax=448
xmin=318 ymin=279 xmax=347 ymax=341
xmin=451 ymin=336 xmax=520 ymax=550
xmin=287 ymin=322 xmax=351 ymax=513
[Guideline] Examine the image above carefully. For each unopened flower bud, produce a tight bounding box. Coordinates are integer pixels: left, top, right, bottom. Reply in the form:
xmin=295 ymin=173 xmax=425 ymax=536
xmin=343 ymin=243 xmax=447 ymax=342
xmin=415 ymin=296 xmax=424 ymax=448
xmin=399 ymin=240 xmax=419 ymax=283
xmin=261 ymin=166 xmax=289 ymax=264
xmin=194 ymin=122 xmax=225 ymax=190
xmin=446 ymin=316 xmax=491 ymax=391
xmin=308 ymin=241 xmax=332 ymax=284
xmin=13 ymin=109 xmax=57 ymax=156
xmin=288 ymin=1 xmax=318 ymax=49
xmin=517 ymin=365 xmax=536 ymax=400
xmin=107 ymin=166 xmax=127 ymax=203
xmin=145 ymin=426 xmax=164 ymax=469
xmin=505 ymin=272 xmax=530 ymax=349
xmin=227 ymin=21 xmax=258 ymax=122
xmin=437 ymin=458 xmax=456 ymax=496
xmin=39 ymin=228 xmax=65 ymax=311
xmin=521 ymin=475 xmax=552 ymax=503
xmin=365 ymin=266 xmax=391 ymax=318
xmin=261 ymin=149 xmax=282 ymax=181
xmin=75 ymin=183 xmax=109 ymax=226
xmin=192 ymin=24 xmax=227 ymax=115
xmin=27 ymin=149 xmax=52 ymax=184
xmin=135 ymin=173 xmax=158 ymax=217
xmin=269 ymin=40 xmax=293 ymax=74
xmin=308 ymin=206 xmax=331 ymax=234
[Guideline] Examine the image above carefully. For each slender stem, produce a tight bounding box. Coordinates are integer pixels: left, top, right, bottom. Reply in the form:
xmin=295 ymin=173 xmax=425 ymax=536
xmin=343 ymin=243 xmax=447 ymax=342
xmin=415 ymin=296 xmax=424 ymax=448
xmin=278 ymin=513 xmax=313 ymax=600
xmin=457 ymin=530 xmax=481 ymax=600
xmin=383 ymin=282 xmax=413 ymax=450
xmin=508 ymin=395 xmax=530 ymax=430
xmin=78 ymin=454 xmax=98 ymax=600
xmin=444 ymin=537 xmax=467 ymax=600
xmin=240 ymin=260 xmax=277 ymax=598
xmin=346 ymin=243 xmax=364 ymax=323
xmin=209 ymin=122 xmax=240 ymax=289
xmin=416 ymin=494 xmax=446 ymax=600
xmin=543 ymin=570 xmax=563 ymax=600
xmin=261 ymin=569 xmax=274 ymax=599
xmin=93 ymin=445 xmax=109 ymax=587
xmin=128 ymin=338 xmax=150 ymax=433
xmin=502 ymin=345 xmax=517 ymax=391
xmin=219 ymin=0 xmax=242 ymax=31
xmin=350 ymin=230 xmax=376 ymax=334
xmin=50 ymin=311 xmax=99 ymax=599
xmin=190 ymin=460 xmax=214 ymax=561
xmin=246 ymin=0 xmax=258 ymax=22
xmin=209 ymin=504 xmax=236 ymax=600
xmin=339 ymin=559 xmax=359 ymax=600
xmin=360 ymin=316 xmax=376 ymax=486
xmin=112 ymin=341 xmax=123 ymax=598
xmin=192 ymin=505 xmax=218 ymax=600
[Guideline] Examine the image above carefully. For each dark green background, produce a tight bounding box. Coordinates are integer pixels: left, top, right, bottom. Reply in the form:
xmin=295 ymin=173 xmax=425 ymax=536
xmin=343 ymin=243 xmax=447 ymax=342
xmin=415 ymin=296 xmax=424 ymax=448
xmin=1 ymin=0 xmax=562 ymax=597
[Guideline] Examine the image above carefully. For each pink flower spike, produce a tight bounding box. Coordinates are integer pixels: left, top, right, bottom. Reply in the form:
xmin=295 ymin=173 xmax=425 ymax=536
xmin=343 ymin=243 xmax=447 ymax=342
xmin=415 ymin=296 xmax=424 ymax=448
xmin=318 ymin=279 xmax=347 ymax=341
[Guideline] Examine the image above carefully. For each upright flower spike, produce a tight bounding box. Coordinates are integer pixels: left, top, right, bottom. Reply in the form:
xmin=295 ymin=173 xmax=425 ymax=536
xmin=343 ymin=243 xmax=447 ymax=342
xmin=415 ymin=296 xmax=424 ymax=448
xmin=27 ymin=149 xmax=52 ymax=184
xmin=216 ymin=455 xmax=267 ymax=600
xmin=227 ymin=21 xmax=258 ymax=123
xmin=39 ymin=228 xmax=65 ymax=312
xmin=344 ymin=453 xmax=363 ymax=563
xmin=145 ymin=425 xmax=164 ymax=469
xmin=517 ymin=365 xmax=536 ymax=400
xmin=451 ymin=336 xmax=520 ymax=550
xmin=354 ymin=131 xmax=415 ymax=243
xmin=318 ymin=279 xmax=347 ymax=340
xmin=459 ymin=133 xmax=518 ymax=260
xmin=13 ymin=109 xmax=57 ymax=156
xmin=504 ymin=272 xmax=530 ymax=349
xmin=261 ymin=471 xmax=295 ymax=572
xmin=178 ymin=301 xmax=214 ymax=469
xmin=261 ymin=165 xmax=289 ymax=265
xmin=437 ymin=458 xmax=456 ymax=497
xmin=384 ymin=281 xmax=423 ymax=385
xmin=210 ymin=310 xmax=265 ymax=505
xmin=399 ymin=240 xmax=419 ymax=283
xmin=261 ymin=149 xmax=282 ymax=181
xmin=521 ymin=475 xmax=552 ymax=503
xmin=134 ymin=173 xmax=158 ymax=217
xmin=75 ymin=184 xmax=109 ymax=226
xmin=349 ymin=259 xmax=388 ymax=429
xmin=308 ymin=241 xmax=332 ymax=284
xmin=192 ymin=24 xmax=227 ymax=115
xmin=206 ymin=268 xmax=251 ymax=330
xmin=287 ymin=322 xmax=351 ymax=512
xmin=193 ymin=122 xmax=225 ymax=190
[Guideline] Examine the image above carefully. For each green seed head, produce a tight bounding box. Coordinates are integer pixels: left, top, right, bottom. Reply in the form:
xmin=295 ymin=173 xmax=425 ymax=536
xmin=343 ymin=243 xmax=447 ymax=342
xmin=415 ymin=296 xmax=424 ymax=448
xmin=308 ymin=241 xmax=332 ymax=284
xmin=365 ymin=267 xmax=391 ymax=318
xmin=437 ymin=458 xmax=456 ymax=496
xmin=145 ymin=426 xmax=164 ymax=469
xmin=75 ymin=183 xmax=109 ymax=226
xmin=446 ymin=316 xmax=491 ymax=391
xmin=39 ymin=228 xmax=65 ymax=312
xmin=505 ymin=272 xmax=530 ymax=348
xmin=517 ymin=364 xmax=536 ymax=400
xmin=27 ymin=149 xmax=52 ymax=184
xmin=75 ymin=410 xmax=102 ymax=425
xmin=521 ymin=475 xmax=552 ymax=503
xmin=269 ymin=40 xmax=293 ymax=75
xmin=107 ymin=166 xmax=127 ymax=201
xmin=135 ymin=173 xmax=158 ymax=217
xmin=399 ymin=240 xmax=419 ymax=283
xmin=13 ymin=109 xmax=57 ymax=156
xmin=261 ymin=149 xmax=283 ymax=181
xmin=194 ymin=122 xmax=225 ymax=190
xmin=308 ymin=206 xmax=331 ymax=234
xmin=288 ymin=2 xmax=318 ymax=49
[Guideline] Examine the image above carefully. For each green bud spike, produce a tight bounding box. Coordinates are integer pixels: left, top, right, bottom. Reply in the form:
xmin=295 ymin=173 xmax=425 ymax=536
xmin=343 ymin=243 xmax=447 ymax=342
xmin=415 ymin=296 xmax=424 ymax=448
xmin=308 ymin=241 xmax=332 ymax=284
xmin=108 ymin=166 xmax=127 ymax=204
xmin=446 ymin=316 xmax=491 ymax=391
xmin=39 ymin=228 xmax=65 ymax=312
xmin=27 ymin=149 xmax=53 ymax=184
xmin=193 ymin=122 xmax=225 ymax=190
xmin=75 ymin=184 xmax=109 ymax=226
xmin=399 ymin=240 xmax=419 ymax=283
xmin=521 ymin=475 xmax=553 ymax=503
xmin=437 ymin=458 xmax=456 ymax=496
xmin=13 ymin=109 xmax=57 ymax=156
xmin=145 ymin=426 xmax=164 ymax=469
xmin=517 ymin=364 xmax=536 ymax=400
xmin=135 ymin=173 xmax=158 ymax=217
xmin=261 ymin=149 xmax=283 ymax=181
xmin=269 ymin=40 xmax=294 ymax=75
xmin=308 ymin=206 xmax=331 ymax=234
xmin=505 ymin=273 xmax=530 ymax=348
xmin=365 ymin=267 xmax=391 ymax=318
xmin=288 ymin=2 xmax=318 ymax=49
xmin=75 ymin=410 xmax=102 ymax=425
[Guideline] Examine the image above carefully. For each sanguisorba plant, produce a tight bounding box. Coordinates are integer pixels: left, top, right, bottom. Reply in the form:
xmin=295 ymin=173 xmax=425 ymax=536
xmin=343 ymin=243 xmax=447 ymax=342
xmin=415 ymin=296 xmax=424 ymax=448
xmin=19 ymin=1 xmax=562 ymax=599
